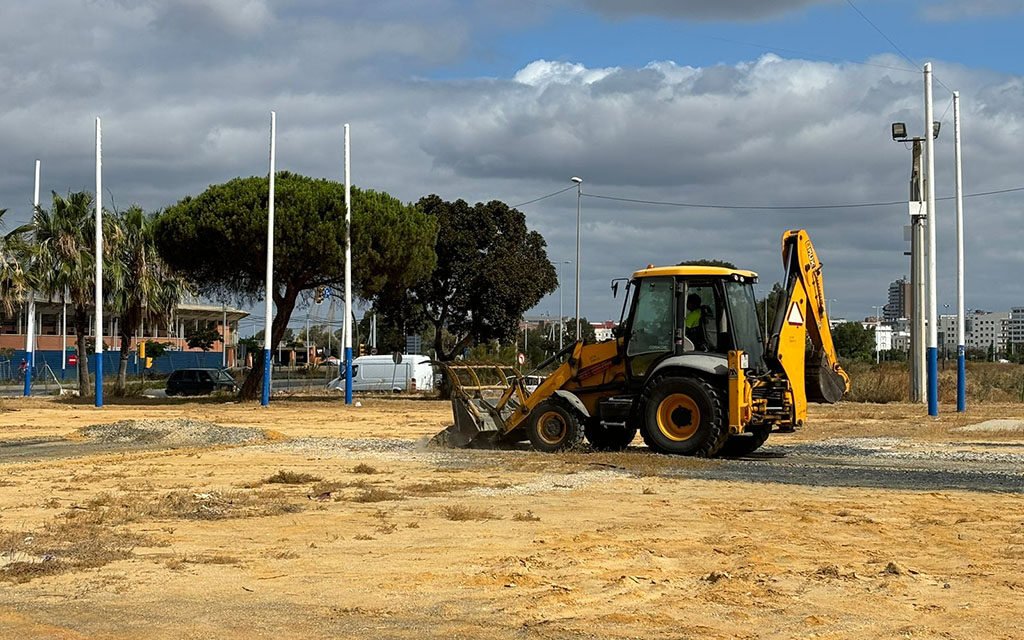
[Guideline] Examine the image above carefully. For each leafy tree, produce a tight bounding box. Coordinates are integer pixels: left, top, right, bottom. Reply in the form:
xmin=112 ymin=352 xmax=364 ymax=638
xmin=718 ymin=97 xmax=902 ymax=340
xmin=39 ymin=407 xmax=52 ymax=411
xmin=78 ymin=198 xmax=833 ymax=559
xmin=28 ymin=192 xmax=120 ymax=395
xmin=185 ymin=325 xmax=222 ymax=352
xmin=111 ymin=206 xmax=187 ymax=393
xmin=154 ymin=172 xmax=436 ymax=399
xmin=412 ymin=196 xmax=557 ymax=361
xmin=142 ymin=340 xmax=171 ymax=359
xmin=678 ymin=259 xmax=738 ymax=269
xmin=756 ymin=282 xmax=786 ymax=340
xmin=833 ymin=322 xmax=876 ymax=362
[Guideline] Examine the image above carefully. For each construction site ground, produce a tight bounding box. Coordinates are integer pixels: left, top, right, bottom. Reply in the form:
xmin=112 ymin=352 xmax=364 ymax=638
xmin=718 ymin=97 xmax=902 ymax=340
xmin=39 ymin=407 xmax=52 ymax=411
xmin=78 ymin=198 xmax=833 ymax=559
xmin=1 ymin=397 xmax=1023 ymax=639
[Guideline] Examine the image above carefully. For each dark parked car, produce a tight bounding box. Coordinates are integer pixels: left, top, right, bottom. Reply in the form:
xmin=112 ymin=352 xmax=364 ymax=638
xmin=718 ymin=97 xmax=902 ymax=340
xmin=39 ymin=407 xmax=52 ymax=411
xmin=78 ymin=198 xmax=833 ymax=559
xmin=166 ymin=368 xmax=238 ymax=396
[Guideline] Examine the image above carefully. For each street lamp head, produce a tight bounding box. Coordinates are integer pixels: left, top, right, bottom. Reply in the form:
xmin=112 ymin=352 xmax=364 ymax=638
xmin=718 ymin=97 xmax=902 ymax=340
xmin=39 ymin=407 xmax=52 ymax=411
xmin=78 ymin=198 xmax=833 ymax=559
xmin=570 ymin=176 xmax=583 ymax=184
xmin=891 ymin=122 xmax=907 ymax=140
xmin=932 ymin=120 xmax=941 ymax=139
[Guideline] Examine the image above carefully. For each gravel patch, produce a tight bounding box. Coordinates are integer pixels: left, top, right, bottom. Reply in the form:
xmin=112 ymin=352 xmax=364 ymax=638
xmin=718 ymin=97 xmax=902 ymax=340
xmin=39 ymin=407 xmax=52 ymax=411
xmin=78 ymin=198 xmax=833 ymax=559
xmin=954 ymin=419 xmax=1024 ymax=433
xmin=76 ymin=419 xmax=271 ymax=447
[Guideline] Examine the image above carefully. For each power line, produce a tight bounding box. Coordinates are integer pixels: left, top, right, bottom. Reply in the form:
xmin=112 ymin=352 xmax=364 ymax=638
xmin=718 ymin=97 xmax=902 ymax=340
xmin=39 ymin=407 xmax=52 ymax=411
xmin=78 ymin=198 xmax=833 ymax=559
xmin=582 ymin=184 xmax=1024 ymax=212
xmin=513 ymin=184 xmax=578 ymax=208
xmin=844 ymin=0 xmax=955 ymax=94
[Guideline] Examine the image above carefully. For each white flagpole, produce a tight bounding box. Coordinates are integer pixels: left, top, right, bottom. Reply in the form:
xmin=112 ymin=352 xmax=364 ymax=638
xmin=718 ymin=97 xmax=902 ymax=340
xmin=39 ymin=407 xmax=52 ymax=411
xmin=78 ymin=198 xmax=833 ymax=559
xmin=24 ymin=160 xmax=40 ymax=397
xmin=261 ymin=111 xmax=276 ymax=406
xmin=344 ymin=124 xmax=353 ymax=405
xmin=95 ymin=118 xmax=104 ymax=407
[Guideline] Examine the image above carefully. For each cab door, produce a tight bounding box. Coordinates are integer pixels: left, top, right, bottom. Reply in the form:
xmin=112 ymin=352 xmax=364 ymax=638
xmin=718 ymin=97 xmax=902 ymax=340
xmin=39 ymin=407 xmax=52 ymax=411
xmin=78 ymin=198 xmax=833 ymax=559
xmin=624 ymin=276 xmax=676 ymax=380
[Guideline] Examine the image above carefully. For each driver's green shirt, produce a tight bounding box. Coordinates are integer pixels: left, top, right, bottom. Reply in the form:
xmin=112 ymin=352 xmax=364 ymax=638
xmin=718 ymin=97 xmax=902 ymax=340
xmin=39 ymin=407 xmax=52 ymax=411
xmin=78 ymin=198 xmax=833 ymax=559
xmin=685 ymin=308 xmax=701 ymax=328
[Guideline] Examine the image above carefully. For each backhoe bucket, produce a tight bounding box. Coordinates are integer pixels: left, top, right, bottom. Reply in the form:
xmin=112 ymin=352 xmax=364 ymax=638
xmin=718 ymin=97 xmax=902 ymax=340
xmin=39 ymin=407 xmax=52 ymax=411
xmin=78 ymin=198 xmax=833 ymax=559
xmin=434 ymin=396 xmax=502 ymax=448
xmin=805 ymin=350 xmax=849 ymax=404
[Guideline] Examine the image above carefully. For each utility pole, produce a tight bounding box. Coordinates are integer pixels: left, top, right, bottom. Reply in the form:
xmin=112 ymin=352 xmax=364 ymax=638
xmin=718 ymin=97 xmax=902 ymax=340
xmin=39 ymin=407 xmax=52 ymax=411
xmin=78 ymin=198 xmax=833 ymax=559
xmin=261 ymin=111 xmax=276 ymax=406
xmin=911 ymin=139 xmax=926 ymax=403
xmin=24 ymin=160 xmax=40 ymax=397
xmin=953 ymin=90 xmax=967 ymax=412
xmin=924 ymin=63 xmax=939 ymax=417
xmin=222 ymin=302 xmax=227 ymax=368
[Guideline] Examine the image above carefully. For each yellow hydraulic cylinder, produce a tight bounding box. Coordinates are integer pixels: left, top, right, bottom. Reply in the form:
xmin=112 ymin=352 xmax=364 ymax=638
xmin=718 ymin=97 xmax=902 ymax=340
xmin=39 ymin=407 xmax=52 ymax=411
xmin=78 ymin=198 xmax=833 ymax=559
xmin=727 ymin=350 xmax=753 ymax=434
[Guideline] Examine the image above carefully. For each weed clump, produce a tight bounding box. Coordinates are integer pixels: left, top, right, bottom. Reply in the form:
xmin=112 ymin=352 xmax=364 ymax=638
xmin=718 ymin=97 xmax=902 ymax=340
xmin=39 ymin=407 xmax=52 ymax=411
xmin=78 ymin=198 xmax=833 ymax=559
xmin=264 ymin=470 xmax=322 ymax=485
xmin=442 ymin=504 xmax=500 ymax=521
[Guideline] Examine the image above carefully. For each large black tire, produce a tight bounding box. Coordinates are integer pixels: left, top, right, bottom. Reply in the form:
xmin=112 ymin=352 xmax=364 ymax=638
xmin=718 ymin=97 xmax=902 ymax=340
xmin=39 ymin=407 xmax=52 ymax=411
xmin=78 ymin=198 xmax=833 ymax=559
xmin=527 ymin=400 xmax=584 ymax=453
xmin=584 ymin=420 xmax=638 ymax=451
xmin=639 ymin=375 xmax=728 ymax=457
xmin=716 ymin=426 xmax=771 ymax=458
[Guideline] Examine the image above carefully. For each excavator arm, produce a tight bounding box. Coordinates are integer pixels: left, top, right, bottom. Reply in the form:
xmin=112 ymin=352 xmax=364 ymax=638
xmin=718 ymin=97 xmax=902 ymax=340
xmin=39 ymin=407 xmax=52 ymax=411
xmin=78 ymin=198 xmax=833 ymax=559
xmin=766 ymin=230 xmax=850 ymax=425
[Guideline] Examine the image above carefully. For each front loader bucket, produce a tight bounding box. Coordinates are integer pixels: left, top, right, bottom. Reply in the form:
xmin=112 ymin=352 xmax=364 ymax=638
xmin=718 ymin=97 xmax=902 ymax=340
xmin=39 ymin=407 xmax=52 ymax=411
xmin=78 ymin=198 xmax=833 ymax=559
xmin=431 ymin=361 xmax=527 ymax=449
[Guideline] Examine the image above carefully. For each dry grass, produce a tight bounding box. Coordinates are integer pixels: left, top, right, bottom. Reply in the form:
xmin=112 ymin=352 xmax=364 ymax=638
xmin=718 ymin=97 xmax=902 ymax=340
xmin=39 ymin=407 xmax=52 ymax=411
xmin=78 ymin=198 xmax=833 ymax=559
xmin=350 ymin=487 xmax=404 ymax=503
xmin=64 ymin=489 xmax=302 ymax=525
xmin=442 ymin=504 xmax=500 ymax=521
xmin=351 ymin=464 xmax=379 ymax=475
xmin=263 ymin=469 xmax=322 ymax=485
xmin=845 ymin=361 xmax=1024 ymax=404
xmin=512 ymin=510 xmax=540 ymax=522
xmin=1 ymin=522 xmax=143 ymax=583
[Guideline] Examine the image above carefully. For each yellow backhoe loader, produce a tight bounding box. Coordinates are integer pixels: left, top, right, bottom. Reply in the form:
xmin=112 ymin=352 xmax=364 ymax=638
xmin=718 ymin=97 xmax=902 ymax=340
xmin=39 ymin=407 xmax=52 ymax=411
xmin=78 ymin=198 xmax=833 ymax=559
xmin=436 ymin=229 xmax=849 ymax=457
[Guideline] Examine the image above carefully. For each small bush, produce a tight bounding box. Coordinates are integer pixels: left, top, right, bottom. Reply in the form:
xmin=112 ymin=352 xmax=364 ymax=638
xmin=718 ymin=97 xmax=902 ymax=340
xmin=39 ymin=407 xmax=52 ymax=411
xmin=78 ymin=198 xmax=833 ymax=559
xmin=264 ymin=470 xmax=322 ymax=485
xmin=351 ymin=487 xmax=403 ymax=503
xmin=351 ymin=464 xmax=379 ymax=475
xmin=442 ymin=504 xmax=500 ymax=521
xmin=512 ymin=510 xmax=540 ymax=522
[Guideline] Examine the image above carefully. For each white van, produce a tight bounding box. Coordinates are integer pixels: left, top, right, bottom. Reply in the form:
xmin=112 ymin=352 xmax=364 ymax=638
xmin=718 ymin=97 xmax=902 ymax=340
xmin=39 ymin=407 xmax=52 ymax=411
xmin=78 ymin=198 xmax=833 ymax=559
xmin=327 ymin=354 xmax=434 ymax=393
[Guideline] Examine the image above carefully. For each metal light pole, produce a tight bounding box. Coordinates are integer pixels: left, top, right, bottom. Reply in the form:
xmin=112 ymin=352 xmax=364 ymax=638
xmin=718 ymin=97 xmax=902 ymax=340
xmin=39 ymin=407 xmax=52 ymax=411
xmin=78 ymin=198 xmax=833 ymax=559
xmin=873 ymin=304 xmax=884 ymax=364
xmin=261 ymin=111 xmax=276 ymax=406
xmin=557 ymin=260 xmax=570 ymax=351
xmin=924 ymin=63 xmax=939 ymax=417
xmin=953 ymin=90 xmax=967 ymax=412
xmin=571 ymin=177 xmax=583 ymax=341
xmin=94 ymin=118 xmax=104 ymax=408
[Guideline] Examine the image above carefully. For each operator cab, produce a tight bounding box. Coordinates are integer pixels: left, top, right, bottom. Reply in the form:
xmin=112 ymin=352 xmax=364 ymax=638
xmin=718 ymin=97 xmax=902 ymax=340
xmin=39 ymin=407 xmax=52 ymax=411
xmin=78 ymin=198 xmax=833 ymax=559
xmin=618 ymin=266 xmax=765 ymax=380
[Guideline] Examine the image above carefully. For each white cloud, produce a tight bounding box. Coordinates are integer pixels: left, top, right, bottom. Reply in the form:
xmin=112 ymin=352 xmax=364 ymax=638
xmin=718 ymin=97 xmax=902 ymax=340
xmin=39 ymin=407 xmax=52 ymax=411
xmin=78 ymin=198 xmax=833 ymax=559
xmin=1 ymin=1 xmax=1022 ymax=322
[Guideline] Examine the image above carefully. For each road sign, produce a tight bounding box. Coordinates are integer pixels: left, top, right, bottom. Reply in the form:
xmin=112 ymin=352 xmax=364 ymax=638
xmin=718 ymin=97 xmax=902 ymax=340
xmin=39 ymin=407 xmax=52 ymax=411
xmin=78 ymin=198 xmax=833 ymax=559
xmin=68 ymin=354 xmax=78 ymax=366
xmin=392 ymin=351 xmax=403 ymax=365
xmin=517 ymin=352 xmax=525 ymax=365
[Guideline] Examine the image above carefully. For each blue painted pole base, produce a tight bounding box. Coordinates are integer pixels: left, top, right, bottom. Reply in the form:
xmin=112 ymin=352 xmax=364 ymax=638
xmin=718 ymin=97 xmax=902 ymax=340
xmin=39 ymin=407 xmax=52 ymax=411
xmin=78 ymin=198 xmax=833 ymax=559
xmin=344 ymin=346 xmax=353 ymax=405
xmin=23 ymin=352 xmax=33 ymax=397
xmin=957 ymin=348 xmax=966 ymax=413
xmin=926 ymin=346 xmax=938 ymax=416
xmin=95 ymin=354 xmax=103 ymax=408
xmin=261 ymin=349 xmax=272 ymax=406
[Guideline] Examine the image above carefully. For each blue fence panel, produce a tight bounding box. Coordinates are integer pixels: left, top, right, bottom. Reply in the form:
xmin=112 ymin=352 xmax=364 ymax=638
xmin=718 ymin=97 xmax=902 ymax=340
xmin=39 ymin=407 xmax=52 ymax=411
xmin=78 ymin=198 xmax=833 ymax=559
xmin=2 ymin=349 xmax=227 ymax=381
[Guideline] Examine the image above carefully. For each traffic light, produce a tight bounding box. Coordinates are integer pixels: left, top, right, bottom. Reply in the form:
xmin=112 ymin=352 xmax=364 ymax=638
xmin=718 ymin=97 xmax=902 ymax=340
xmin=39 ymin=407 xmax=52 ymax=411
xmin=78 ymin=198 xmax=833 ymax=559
xmin=139 ymin=342 xmax=146 ymax=359
xmin=313 ymin=286 xmax=325 ymax=303
xmin=145 ymin=357 xmax=153 ymax=369
xmin=358 ymin=343 xmax=366 ymax=357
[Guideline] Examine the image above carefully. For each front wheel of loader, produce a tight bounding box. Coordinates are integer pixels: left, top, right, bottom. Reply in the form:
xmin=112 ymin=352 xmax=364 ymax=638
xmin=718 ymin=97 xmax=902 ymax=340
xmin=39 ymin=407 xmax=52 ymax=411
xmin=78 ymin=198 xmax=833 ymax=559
xmin=640 ymin=376 xmax=727 ymax=457
xmin=527 ymin=400 xmax=584 ymax=453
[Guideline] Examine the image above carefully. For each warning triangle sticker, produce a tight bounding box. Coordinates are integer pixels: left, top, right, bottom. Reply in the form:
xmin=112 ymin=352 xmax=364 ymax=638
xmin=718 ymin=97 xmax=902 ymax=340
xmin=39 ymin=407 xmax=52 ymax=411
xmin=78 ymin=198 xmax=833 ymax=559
xmin=786 ymin=302 xmax=805 ymax=326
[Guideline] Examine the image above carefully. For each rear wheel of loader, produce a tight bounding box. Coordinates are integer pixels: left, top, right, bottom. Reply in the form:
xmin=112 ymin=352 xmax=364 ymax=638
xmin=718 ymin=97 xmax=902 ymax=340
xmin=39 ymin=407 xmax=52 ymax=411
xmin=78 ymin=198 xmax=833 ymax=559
xmin=527 ymin=401 xmax=584 ymax=453
xmin=640 ymin=376 xmax=727 ymax=457
xmin=716 ymin=425 xmax=770 ymax=458
xmin=584 ymin=421 xmax=637 ymax=451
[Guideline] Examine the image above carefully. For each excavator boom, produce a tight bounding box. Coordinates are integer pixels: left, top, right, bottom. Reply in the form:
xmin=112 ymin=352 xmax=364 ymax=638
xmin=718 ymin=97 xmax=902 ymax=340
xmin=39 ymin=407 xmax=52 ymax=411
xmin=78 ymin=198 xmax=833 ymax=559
xmin=767 ymin=230 xmax=850 ymax=424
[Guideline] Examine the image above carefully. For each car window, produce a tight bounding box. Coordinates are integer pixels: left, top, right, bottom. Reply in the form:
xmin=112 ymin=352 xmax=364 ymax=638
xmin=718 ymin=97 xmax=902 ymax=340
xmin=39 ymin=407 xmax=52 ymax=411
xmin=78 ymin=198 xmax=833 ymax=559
xmin=198 ymin=371 xmax=213 ymax=382
xmin=169 ymin=371 xmax=182 ymax=382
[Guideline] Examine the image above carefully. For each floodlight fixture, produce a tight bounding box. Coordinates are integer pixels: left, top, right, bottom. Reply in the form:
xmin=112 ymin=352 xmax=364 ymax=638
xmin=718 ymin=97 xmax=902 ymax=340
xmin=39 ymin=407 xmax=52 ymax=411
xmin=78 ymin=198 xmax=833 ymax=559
xmin=891 ymin=122 xmax=907 ymax=141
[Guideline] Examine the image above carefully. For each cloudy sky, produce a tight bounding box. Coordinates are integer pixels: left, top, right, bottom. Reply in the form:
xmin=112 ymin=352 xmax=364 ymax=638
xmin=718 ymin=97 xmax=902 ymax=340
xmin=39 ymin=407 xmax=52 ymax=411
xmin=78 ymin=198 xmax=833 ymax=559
xmin=2 ymin=0 xmax=1023 ymax=329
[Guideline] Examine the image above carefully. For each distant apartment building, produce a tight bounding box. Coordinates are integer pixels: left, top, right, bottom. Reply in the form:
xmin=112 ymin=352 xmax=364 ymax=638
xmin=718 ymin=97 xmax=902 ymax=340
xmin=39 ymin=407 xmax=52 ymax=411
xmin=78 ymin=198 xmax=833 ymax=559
xmin=1009 ymin=307 xmax=1024 ymax=348
xmin=884 ymin=277 xmax=911 ymax=322
xmin=966 ymin=311 xmax=1008 ymax=352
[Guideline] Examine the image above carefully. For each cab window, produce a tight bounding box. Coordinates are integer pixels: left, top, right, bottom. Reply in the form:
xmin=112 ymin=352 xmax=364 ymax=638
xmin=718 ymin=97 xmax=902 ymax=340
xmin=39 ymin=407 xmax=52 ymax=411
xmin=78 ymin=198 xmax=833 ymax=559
xmin=627 ymin=276 xmax=675 ymax=357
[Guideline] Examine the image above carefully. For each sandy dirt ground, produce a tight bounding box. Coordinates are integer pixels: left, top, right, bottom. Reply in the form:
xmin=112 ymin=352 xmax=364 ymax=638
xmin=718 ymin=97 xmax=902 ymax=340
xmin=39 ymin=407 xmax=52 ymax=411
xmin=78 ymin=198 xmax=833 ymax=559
xmin=1 ymin=397 xmax=1023 ymax=639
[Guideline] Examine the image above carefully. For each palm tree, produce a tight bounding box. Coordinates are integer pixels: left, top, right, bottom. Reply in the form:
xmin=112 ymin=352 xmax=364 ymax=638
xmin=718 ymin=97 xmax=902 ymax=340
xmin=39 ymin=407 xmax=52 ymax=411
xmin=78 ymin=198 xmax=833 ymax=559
xmin=111 ymin=206 xmax=187 ymax=393
xmin=29 ymin=192 xmax=120 ymax=396
xmin=0 ymin=208 xmax=30 ymax=315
